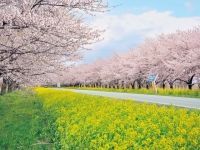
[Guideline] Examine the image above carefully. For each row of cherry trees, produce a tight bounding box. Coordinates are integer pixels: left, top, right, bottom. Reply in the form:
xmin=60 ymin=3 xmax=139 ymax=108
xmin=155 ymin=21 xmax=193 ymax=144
xmin=63 ymin=27 xmax=200 ymax=90
xmin=0 ymin=0 xmax=107 ymax=94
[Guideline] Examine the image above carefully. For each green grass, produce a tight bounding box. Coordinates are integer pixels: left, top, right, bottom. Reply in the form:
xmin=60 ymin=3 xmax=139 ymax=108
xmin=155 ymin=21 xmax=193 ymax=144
xmin=0 ymin=90 xmax=55 ymax=149
xmin=67 ymin=87 xmax=200 ymax=98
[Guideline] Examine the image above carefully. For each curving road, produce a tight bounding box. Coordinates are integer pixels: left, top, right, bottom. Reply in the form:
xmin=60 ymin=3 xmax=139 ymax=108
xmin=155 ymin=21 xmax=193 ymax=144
xmin=57 ymin=89 xmax=200 ymax=109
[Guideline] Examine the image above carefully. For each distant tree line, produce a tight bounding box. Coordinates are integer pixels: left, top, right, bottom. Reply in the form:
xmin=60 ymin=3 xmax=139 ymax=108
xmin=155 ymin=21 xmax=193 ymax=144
xmin=63 ymin=27 xmax=200 ymax=90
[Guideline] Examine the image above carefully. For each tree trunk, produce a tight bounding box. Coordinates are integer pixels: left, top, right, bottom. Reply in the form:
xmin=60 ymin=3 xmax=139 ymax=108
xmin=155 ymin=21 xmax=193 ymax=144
xmin=5 ymin=82 xmax=9 ymax=93
xmin=162 ymin=82 xmax=165 ymax=89
xmin=188 ymin=84 xmax=193 ymax=90
xmin=146 ymin=84 xmax=149 ymax=89
xmin=131 ymin=83 xmax=135 ymax=89
xmin=137 ymin=79 xmax=142 ymax=89
xmin=169 ymin=84 xmax=173 ymax=89
xmin=138 ymin=81 xmax=142 ymax=89
xmin=0 ymin=77 xmax=3 ymax=95
xmin=187 ymin=74 xmax=195 ymax=90
xmin=121 ymin=81 xmax=125 ymax=89
xmin=106 ymin=84 xmax=109 ymax=88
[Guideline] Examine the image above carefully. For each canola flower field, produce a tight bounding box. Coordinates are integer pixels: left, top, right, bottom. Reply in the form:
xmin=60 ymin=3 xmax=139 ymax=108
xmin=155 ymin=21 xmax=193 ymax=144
xmin=35 ymin=88 xmax=200 ymax=149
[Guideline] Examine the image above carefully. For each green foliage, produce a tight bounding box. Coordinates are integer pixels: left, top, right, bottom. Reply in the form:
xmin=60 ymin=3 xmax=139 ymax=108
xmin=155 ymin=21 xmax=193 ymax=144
xmin=0 ymin=90 xmax=55 ymax=150
xmin=36 ymin=88 xmax=200 ymax=149
xmin=69 ymin=87 xmax=200 ymax=98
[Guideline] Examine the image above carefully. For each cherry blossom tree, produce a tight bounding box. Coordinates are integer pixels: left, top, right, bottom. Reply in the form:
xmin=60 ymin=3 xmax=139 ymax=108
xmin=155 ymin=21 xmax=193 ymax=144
xmin=151 ymin=28 xmax=200 ymax=89
xmin=0 ymin=0 xmax=107 ymax=93
xmin=64 ymin=27 xmax=200 ymax=90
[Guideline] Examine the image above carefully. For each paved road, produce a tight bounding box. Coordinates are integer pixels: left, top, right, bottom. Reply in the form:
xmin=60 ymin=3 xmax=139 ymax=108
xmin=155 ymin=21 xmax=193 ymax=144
xmin=57 ymin=89 xmax=200 ymax=109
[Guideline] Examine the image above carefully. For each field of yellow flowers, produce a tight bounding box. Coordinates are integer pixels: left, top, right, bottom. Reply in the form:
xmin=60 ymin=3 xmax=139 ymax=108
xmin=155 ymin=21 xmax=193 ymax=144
xmin=36 ymin=88 xmax=200 ymax=149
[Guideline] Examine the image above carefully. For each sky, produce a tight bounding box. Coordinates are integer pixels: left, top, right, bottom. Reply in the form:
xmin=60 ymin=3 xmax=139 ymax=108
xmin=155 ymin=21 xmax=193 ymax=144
xmin=81 ymin=0 xmax=200 ymax=63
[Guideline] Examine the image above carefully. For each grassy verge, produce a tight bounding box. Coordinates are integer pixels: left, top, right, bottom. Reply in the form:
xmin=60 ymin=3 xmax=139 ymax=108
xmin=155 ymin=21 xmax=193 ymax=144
xmin=0 ymin=90 xmax=55 ymax=149
xmin=66 ymin=87 xmax=200 ymax=98
xmin=36 ymin=88 xmax=200 ymax=149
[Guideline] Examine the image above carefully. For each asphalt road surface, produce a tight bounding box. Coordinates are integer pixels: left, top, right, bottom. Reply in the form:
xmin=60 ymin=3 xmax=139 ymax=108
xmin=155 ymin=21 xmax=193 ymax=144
xmin=57 ymin=89 xmax=200 ymax=109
